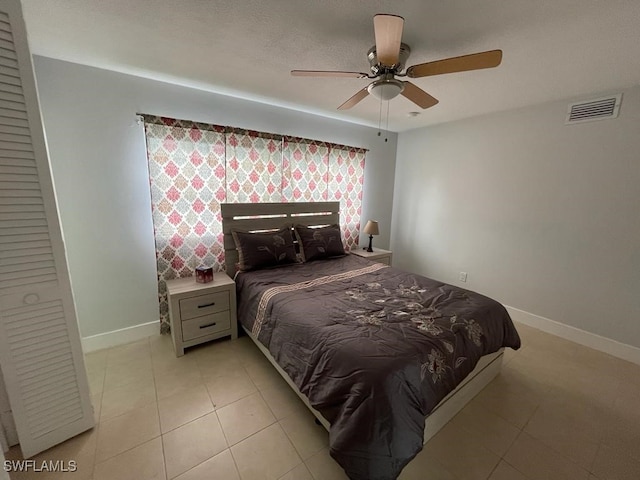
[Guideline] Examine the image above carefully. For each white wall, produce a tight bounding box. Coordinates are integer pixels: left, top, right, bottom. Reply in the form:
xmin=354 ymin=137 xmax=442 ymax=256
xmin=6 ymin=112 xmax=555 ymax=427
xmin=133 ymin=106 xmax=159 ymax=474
xmin=392 ymin=86 xmax=640 ymax=349
xmin=33 ymin=56 xmax=398 ymax=339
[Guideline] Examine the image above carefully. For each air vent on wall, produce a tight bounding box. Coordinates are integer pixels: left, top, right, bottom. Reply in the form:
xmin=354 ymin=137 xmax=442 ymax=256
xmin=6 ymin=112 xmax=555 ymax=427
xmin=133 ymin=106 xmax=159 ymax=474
xmin=565 ymin=94 xmax=622 ymax=125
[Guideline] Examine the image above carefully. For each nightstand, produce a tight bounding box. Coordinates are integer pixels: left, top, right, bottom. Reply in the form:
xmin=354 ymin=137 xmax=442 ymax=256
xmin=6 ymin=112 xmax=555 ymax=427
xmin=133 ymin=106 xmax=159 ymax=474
xmin=166 ymin=272 xmax=237 ymax=357
xmin=350 ymin=247 xmax=393 ymax=265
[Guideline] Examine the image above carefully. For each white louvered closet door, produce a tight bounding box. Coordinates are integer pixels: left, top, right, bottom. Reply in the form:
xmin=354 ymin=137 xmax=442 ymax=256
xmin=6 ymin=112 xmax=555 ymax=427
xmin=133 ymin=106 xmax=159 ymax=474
xmin=0 ymin=0 xmax=94 ymax=457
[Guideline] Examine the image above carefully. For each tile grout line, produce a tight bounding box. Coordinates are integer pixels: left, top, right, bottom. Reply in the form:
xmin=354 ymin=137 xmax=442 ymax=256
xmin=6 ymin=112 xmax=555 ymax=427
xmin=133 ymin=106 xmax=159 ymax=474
xmin=227 ymin=441 xmax=244 ymax=480
xmin=92 ymin=341 xmax=164 ymax=475
xmin=149 ymin=335 xmax=170 ymax=480
xmin=501 ymin=457 xmax=535 ymax=480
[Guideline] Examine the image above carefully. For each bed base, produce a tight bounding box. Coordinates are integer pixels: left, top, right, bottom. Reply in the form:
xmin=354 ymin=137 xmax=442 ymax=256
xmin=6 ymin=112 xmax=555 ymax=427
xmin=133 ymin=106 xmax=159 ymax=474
xmin=243 ymin=326 xmax=332 ymax=430
xmin=243 ymin=325 xmax=503 ymax=444
xmin=423 ymin=348 xmax=503 ymax=442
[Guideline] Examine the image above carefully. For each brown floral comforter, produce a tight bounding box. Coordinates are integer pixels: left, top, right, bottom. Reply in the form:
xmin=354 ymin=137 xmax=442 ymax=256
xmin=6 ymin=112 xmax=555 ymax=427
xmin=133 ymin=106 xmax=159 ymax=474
xmin=235 ymin=254 xmax=521 ymax=480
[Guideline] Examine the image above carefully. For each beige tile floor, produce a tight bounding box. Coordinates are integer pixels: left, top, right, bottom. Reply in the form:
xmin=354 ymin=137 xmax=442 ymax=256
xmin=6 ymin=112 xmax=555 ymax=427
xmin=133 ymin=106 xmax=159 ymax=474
xmin=6 ymin=322 xmax=640 ymax=479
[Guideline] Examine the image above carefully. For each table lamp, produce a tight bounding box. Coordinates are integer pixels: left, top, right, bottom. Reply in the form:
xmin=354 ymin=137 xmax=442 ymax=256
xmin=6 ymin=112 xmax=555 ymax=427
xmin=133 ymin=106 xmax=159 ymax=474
xmin=363 ymin=220 xmax=379 ymax=252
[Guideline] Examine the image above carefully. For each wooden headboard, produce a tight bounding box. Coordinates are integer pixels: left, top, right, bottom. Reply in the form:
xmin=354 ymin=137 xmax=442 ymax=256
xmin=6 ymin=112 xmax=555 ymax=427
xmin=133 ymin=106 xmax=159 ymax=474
xmin=220 ymin=202 xmax=340 ymax=276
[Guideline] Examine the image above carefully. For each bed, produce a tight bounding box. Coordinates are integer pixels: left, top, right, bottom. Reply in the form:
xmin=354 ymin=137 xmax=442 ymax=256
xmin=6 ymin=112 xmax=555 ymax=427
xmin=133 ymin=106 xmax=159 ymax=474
xmin=221 ymin=202 xmax=520 ymax=480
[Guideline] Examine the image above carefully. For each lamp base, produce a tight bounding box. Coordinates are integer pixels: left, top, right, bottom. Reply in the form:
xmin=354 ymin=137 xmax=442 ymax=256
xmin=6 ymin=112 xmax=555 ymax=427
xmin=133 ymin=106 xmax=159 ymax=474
xmin=366 ymin=235 xmax=373 ymax=252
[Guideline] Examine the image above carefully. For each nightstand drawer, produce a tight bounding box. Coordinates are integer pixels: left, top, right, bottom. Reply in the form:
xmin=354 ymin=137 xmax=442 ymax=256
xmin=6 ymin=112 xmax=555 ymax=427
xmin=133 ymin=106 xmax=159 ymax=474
xmin=179 ymin=291 xmax=230 ymax=320
xmin=182 ymin=311 xmax=231 ymax=341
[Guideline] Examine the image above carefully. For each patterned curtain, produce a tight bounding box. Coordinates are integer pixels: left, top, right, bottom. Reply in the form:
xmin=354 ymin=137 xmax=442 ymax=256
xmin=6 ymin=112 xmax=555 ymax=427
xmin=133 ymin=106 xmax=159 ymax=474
xmin=144 ymin=116 xmax=366 ymax=333
xmin=144 ymin=116 xmax=226 ymax=333
xmin=226 ymin=129 xmax=283 ymax=203
xmin=282 ymin=137 xmax=329 ymax=202
xmin=328 ymin=146 xmax=366 ymax=251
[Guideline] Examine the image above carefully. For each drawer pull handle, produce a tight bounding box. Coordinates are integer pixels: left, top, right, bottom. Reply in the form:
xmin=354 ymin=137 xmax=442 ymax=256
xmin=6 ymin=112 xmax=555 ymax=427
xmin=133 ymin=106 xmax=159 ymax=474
xmin=199 ymin=322 xmax=217 ymax=329
xmin=198 ymin=302 xmax=216 ymax=309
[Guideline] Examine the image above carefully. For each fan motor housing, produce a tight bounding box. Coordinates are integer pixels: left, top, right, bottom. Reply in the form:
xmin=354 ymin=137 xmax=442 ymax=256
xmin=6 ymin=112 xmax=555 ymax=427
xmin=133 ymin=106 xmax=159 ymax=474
xmin=368 ymin=43 xmax=411 ymax=75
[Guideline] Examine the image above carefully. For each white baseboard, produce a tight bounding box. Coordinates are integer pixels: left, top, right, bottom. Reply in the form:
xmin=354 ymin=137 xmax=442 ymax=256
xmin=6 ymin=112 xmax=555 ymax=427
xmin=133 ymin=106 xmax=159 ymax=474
xmin=82 ymin=321 xmax=160 ymax=353
xmin=505 ymin=305 xmax=640 ymax=366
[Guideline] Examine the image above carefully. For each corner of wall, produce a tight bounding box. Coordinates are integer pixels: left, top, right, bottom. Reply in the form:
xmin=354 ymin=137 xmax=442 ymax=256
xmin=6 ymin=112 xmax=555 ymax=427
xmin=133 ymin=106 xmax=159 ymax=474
xmin=506 ymin=305 xmax=640 ymax=366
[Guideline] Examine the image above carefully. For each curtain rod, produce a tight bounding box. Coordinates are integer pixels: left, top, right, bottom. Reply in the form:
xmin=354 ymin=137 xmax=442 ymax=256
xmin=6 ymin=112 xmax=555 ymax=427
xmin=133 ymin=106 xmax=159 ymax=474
xmin=136 ymin=113 xmax=369 ymax=152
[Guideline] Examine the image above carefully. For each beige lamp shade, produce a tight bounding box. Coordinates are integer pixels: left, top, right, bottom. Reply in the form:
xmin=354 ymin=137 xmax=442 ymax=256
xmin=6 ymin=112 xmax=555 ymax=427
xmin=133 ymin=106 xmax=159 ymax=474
xmin=363 ymin=220 xmax=379 ymax=236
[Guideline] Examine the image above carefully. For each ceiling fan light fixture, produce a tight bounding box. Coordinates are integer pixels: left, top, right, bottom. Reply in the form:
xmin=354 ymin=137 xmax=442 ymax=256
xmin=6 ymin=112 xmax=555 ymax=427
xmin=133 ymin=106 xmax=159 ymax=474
xmin=291 ymin=14 xmax=501 ymax=112
xmin=367 ymin=77 xmax=404 ymax=101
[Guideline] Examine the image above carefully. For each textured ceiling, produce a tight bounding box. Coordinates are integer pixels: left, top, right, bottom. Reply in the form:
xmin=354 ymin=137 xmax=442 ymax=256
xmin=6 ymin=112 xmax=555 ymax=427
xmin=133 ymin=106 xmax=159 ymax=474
xmin=21 ymin=0 xmax=640 ymax=132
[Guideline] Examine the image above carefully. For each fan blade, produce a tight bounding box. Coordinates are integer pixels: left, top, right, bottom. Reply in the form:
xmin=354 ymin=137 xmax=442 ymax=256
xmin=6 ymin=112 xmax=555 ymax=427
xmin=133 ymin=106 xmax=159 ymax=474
xmin=401 ymin=82 xmax=439 ymax=109
xmin=338 ymin=87 xmax=369 ymax=110
xmin=291 ymin=70 xmax=369 ymax=78
xmin=406 ymin=49 xmax=503 ymax=78
xmin=373 ymin=14 xmax=404 ymax=66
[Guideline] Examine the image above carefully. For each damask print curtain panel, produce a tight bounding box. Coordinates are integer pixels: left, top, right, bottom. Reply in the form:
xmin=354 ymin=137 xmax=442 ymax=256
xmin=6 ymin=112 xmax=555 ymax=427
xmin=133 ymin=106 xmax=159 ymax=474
xmin=144 ymin=117 xmax=226 ymax=332
xmin=328 ymin=146 xmax=365 ymax=251
xmin=143 ymin=115 xmax=366 ymax=333
xmin=226 ymin=129 xmax=283 ymax=203
xmin=282 ymin=137 xmax=365 ymax=250
xmin=282 ymin=137 xmax=329 ymax=202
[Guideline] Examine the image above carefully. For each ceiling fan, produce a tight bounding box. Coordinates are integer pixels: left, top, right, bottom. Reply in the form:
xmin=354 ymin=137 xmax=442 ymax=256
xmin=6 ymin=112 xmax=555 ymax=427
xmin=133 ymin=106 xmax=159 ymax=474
xmin=291 ymin=14 xmax=503 ymax=110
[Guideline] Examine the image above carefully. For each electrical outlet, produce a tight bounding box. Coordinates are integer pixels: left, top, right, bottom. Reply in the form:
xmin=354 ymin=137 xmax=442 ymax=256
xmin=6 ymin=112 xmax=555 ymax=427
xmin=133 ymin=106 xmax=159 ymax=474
xmin=459 ymin=272 xmax=468 ymax=282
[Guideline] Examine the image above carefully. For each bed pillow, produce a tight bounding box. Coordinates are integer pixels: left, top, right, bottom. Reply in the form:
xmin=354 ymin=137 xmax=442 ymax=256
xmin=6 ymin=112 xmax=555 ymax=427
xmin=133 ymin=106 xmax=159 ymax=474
xmin=294 ymin=224 xmax=346 ymax=262
xmin=231 ymin=227 xmax=298 ymax=271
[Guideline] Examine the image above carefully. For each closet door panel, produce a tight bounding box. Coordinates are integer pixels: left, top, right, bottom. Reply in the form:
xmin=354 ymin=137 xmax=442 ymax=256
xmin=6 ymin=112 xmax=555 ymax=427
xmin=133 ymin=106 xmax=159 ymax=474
xmin=0 ymin=0 xmax=94 ymax=458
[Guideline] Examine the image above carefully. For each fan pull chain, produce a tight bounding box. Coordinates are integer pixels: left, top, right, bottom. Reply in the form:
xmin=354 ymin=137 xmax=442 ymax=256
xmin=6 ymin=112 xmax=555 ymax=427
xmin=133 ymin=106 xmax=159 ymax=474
xmin=385 ymin=100 xmax=390 ymax=142
xmin=376 ymin=97 xmax=389 ymax=143
xmin=377 ymin=96 xmax=383 ymax=137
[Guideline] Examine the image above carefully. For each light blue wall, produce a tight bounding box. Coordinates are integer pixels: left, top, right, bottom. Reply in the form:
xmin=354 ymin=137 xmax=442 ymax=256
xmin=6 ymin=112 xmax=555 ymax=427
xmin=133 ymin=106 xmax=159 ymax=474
xmin=33 ymin=56 xmax=398 ymax=338
xmin=391 ymin=86 xmax=640 ymax=348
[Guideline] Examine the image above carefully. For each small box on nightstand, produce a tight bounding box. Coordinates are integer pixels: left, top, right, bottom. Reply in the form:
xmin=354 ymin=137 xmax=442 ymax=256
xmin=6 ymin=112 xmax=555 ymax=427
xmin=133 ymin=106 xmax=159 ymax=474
xmin=195 ymin=266 xmax=213 ymax=283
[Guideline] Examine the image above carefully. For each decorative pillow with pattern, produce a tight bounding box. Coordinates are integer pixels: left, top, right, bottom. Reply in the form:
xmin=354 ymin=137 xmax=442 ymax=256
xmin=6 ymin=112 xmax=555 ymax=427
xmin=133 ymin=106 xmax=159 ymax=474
xmin=232 ymin=227 xmax=298 ymax=271
xmin=294 ymin=224 xmax=346 ymax=262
